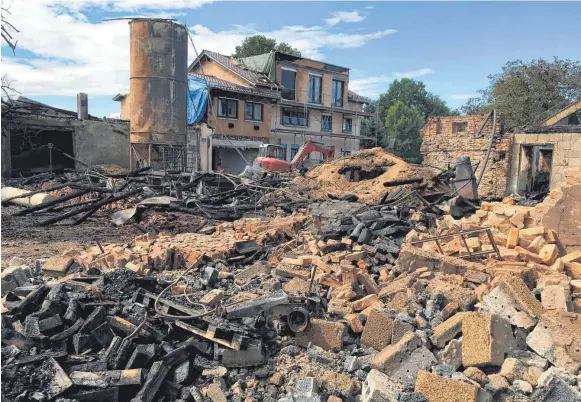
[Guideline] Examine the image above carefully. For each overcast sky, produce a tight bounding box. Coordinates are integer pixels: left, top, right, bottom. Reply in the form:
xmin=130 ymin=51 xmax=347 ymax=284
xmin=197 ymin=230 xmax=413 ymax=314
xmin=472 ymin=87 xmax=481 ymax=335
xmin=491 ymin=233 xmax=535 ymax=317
xmin=2 ymin=0 xmax=581 ymax=118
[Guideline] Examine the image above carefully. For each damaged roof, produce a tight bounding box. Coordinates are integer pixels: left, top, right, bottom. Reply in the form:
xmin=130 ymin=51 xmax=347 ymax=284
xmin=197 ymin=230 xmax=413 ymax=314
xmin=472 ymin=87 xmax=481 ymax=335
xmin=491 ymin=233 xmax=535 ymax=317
xmin=2 ymin=96 xmax=124 ymax=122
xmin=541 ymin=99 xmax=581 ymax=126
xmin=189 ymin=73 xmax=280 ymax=99
xmin=188 ymin=50 xmax=279 ymax=89
xmin=348 ymin=90 xmax=369 ymax=104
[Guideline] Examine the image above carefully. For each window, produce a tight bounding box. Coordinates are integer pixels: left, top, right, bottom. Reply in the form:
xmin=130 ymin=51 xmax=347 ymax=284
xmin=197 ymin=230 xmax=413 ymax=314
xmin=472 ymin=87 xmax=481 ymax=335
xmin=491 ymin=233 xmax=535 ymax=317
xmin=290 ymin=144 xmax=300 ymax=160
xmin=244 ymin=102 xmax=263 ymax=122
xmin=331 ymin=79 xmax=344 ymax=107
xmin=343 ymin=117 xmax=353 ymax=133
xmin=280 ymin=144 xmax=288 ymax=160
xmin=217 ymin=98 xmax=237 ymax=119
xmin=282 ymin=109 xmax=308 ymax=126
xmin=321 ymin=115 xmax=332 ymax=132
xmin=281 ymin=68 xmax=296 ymax=100
xmin=453 ymin=122 xmax=468 ymax=133
xmin=308 ymin=74 xmax=322 ymax=104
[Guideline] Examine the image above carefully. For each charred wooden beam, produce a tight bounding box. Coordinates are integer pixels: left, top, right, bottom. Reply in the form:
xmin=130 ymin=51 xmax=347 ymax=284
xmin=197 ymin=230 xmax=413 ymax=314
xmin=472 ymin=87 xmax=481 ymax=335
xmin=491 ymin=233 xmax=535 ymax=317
xmin=383 ymin=177 xmax=424 ymax=187
xmin=68 ymin=387 xmax=119 ymax=402
xmin=39 ymin=187 xmax=143 ymax=226
xmin=130 ymin=361 xmax=169 ymax=402
xmin=1 ymin=328 xmax=34 ymax=350
xmin=69 ymin=368 xmax=142 ymax=388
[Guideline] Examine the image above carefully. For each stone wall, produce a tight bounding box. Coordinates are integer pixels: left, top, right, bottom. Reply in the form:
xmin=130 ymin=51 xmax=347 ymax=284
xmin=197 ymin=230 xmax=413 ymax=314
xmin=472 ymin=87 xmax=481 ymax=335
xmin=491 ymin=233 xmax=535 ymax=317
xmin=72 ymin=120 xmax=130 ymax=169
xmin=507 ymin=132 xmax=581 ymax=194
xmin=420 ymin=115 xmax=512 ymax=198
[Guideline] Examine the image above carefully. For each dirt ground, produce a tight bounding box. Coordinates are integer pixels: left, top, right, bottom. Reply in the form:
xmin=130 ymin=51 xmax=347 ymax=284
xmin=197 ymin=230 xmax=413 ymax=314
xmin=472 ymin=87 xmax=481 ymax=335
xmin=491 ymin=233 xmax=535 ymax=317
xmin=1 ymin=205 xmax=206 ymax=269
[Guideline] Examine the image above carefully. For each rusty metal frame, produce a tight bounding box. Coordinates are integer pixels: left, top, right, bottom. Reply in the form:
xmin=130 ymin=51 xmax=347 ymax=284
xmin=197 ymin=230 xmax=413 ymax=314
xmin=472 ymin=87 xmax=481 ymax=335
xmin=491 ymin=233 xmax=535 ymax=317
xmin=410 ymin=227 xmax=502 ymax=261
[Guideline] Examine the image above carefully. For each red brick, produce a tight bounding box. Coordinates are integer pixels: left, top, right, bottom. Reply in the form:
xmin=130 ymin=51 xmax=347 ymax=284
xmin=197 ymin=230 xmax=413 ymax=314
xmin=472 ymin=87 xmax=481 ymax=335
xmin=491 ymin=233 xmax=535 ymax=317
xmin=361 ymin=309 xmax=393 ymax=350
xmin=296 ymin=318 xmax=345 ymax=350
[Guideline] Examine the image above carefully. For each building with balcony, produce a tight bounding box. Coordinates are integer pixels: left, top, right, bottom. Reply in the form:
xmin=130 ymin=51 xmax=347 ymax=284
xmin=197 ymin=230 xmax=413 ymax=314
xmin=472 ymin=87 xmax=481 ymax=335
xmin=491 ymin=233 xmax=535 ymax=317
xmin=115 ymin=49 xmax=375 ymax=173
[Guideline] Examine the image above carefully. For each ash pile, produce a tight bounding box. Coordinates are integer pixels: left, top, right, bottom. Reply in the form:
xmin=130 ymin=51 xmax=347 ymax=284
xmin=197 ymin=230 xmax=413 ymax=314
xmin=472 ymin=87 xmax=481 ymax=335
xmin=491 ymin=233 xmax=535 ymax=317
xmin=2 ymin=157 xmax=581 ymax=402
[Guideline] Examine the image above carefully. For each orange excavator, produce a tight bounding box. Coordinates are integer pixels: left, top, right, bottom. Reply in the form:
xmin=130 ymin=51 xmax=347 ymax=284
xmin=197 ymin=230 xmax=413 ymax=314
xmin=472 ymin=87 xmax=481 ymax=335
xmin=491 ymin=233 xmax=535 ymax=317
xmin=252 ymin=140 xmax=335 ymax=173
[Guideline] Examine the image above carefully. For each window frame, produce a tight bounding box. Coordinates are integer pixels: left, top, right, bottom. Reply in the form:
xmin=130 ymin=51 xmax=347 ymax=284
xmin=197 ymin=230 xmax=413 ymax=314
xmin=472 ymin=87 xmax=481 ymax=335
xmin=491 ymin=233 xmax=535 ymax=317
xmin=290 ymin=144 xmax=300 ymax=160
xmin=321 ymin=114 xmax=332 ymax=132
xmin=244 ymin=101 xmax=264 ymax=122
xmin=331 ymin=79 xmax=345 ymax=107
xmin=280 ymin=144 xmax=288 ymax=161
xmin=281 ymin=108 xmax=309 ymax=127
xmin=453 ymin=121 xmax=468 ymax=133
xmin=281 ymin=67 xmax=297 ymax=101
xmin=308 ymin=73 xmax=323 ymax=105
xmin=342 ymin=116 xmax=353 ymax=133
xmin=217 ymin=97 xmax=238 ymax=119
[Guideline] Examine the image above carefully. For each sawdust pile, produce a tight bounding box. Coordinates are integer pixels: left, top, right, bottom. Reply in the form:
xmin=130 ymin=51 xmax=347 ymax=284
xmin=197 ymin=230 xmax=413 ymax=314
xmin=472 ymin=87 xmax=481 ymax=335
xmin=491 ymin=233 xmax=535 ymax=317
xmin=293 ymin=147 xmax=435 ymax=203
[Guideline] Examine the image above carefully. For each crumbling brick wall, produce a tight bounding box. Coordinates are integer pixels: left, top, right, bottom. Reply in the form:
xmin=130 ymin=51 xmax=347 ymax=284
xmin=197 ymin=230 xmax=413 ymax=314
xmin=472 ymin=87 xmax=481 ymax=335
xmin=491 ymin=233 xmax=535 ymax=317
xmin=420 ymin=115 xmax=512 ymax=198
xmin=507 ymin=132 xmax=581 ymax=193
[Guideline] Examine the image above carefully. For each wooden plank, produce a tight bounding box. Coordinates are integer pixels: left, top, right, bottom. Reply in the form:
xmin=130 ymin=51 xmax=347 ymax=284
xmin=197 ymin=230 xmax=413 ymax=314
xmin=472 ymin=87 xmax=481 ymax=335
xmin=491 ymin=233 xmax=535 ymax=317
xmin=174 ymin=320 xmax=241 ymax=350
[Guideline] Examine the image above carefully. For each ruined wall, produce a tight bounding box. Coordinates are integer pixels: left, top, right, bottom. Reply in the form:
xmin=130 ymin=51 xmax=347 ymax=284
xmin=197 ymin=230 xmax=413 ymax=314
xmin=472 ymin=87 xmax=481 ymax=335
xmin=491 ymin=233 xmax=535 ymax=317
xmin=507 ymin=132 xmax=581 ymax=194
xmin=72 ymin=120 xmax=130 ymax=168
xmin=1 ymin=126 xmax=11 ymax=177
xmin=186 ymin=126 xmax=199 ymax=171
xmin=119 ymin=96 xmax=131 ymax=120
xmin=420 ymin=115 xmax=511 ymax=198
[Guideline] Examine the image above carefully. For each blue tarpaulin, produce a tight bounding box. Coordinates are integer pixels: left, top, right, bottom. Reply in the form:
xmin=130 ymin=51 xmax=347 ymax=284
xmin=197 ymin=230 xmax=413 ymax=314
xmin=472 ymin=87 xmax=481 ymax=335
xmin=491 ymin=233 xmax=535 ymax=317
xmin=186 ymin=75 xmax=210 ymax=125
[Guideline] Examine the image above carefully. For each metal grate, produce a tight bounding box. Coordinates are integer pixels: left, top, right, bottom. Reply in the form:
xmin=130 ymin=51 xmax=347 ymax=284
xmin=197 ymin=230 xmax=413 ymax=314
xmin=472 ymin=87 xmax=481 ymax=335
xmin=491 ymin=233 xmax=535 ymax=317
xmin=159 ymin=146 xmax=193 ymax=172
xmin=410 ymin=227 xmax=502 ymax=260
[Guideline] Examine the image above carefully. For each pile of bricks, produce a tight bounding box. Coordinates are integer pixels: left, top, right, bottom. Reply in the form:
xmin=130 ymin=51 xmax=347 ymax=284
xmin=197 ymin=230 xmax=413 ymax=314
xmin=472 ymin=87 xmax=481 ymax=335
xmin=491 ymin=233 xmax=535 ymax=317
xmin=2 ymin=169 xmax=580 ymax=402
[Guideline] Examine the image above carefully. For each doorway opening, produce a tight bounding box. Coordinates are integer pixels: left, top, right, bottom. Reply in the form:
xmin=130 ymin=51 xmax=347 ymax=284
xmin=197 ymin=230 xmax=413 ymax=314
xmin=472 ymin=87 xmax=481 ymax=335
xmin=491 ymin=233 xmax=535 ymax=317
xmin=10 ymin=128 xmax=75 ymax=176
xmin=517 ymin=144 xmax=553 ymax=194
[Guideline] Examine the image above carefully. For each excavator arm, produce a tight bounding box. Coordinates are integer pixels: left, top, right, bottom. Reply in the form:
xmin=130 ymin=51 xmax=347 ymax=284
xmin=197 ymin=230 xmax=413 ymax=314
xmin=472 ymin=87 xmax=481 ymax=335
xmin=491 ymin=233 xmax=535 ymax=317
xmin=290 ymin=140 xmax=335 ymax=169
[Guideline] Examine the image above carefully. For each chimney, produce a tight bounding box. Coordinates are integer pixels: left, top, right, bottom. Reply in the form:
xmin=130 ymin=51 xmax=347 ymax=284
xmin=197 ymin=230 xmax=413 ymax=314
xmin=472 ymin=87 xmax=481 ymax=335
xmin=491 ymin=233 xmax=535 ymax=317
xmin=77 ymin=93 xmax=88 ymax=120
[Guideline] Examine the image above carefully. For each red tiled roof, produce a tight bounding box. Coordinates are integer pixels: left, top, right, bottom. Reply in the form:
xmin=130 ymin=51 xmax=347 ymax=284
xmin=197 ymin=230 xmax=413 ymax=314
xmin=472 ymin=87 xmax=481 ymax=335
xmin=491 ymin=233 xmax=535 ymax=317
xmin=348 ymin=90 xmax=369 ymax=104
xmin=189 ymin=50 xmax=279 ymax=89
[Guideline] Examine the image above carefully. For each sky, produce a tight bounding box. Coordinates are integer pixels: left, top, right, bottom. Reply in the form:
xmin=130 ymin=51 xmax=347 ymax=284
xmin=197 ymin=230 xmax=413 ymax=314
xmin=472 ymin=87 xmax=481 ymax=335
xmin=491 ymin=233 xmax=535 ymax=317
xmin=2 ymin=0 xmax=581 ymax=119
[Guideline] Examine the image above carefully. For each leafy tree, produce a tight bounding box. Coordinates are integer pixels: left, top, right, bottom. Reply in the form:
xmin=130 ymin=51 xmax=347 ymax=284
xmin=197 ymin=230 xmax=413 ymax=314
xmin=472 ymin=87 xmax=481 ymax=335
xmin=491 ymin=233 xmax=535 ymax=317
xmin=359 ymin=100 xmax=386 ymax=148
xmin=384 ymin=101 xmax=424 ymax=163
xmin=461 ymin=58 xmax=581 ymax=128
xmin=233 ymin=35 xmax=301 ymax=59
xmin=274 ymin=42 xmax=302 ymax=57
xmin=377 ymin=78 xmax=452 ymax=123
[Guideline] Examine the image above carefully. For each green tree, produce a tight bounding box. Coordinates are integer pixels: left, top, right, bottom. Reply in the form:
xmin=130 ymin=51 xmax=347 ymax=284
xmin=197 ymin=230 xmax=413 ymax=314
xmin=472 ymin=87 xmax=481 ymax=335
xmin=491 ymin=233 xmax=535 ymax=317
xmin=461 ymin=58 xmax=581 ymax=128
xmin=233 ymin=35 xmax=301 ymax=59
xmin=377 ymin=78 xmax=452 ymax=124
xmin=384 ymin=101 xmax=425 ymax=163
xmin=359 ymin=100 xmax=386 ymax=148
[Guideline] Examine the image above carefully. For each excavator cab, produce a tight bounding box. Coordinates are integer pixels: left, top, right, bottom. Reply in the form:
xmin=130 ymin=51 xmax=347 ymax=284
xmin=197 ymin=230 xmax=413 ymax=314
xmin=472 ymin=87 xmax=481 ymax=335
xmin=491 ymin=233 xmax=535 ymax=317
xmin=258 ymin=144 xmax=285 ymax=160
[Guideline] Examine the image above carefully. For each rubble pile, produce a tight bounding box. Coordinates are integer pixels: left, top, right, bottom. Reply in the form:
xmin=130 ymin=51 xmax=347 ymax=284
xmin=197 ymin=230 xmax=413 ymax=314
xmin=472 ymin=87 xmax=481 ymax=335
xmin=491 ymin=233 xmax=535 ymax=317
xmin=293 ymin=148 xmax=438 ymax=204
xmin=2 ymin=166 xmax=304 ymax=229
xmin=2 ymin=161 xmax=581 ymax=401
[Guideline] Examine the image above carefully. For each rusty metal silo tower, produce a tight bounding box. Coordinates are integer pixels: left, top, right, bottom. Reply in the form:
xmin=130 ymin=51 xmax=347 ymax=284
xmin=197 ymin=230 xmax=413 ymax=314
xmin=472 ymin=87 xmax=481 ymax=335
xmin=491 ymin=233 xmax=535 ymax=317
xmin=129 ymin=19 xmax=188 ymax=169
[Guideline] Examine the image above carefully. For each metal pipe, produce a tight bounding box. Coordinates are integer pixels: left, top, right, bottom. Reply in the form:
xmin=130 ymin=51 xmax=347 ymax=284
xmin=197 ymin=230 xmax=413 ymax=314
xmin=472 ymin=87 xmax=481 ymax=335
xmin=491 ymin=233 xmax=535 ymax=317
xmin=477 ymin=109 xmax=497 ymax=186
